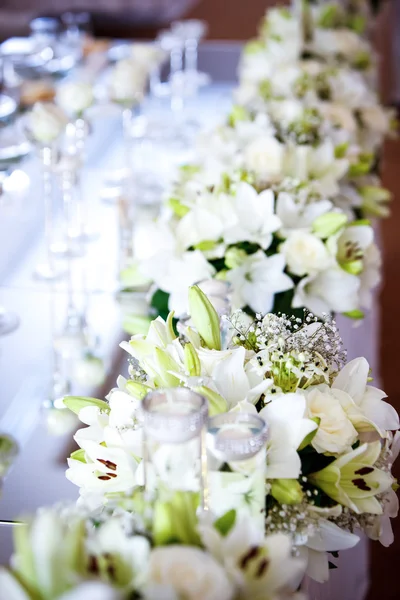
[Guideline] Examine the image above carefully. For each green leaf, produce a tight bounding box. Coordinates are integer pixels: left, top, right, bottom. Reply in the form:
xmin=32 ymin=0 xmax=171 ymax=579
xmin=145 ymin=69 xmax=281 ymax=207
xmin=63 ymin=396 xmax=110 ymax=415
xmin=150 ymin=289 xmax=170 ymax=321
xmin=214 ymin=509 xmax=237 ymax=536
xmin=194 ymin=240 xmax=217 ymax=252
xmin=298 ymin=445 xmax=335 ymax=476
xmin=298 ymin=417 xmax=320 ymax=450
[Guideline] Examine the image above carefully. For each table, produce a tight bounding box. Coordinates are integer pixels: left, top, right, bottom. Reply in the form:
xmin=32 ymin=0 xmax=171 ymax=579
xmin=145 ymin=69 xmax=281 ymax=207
xmin=0 ymin=44 xmax=375 ymax=600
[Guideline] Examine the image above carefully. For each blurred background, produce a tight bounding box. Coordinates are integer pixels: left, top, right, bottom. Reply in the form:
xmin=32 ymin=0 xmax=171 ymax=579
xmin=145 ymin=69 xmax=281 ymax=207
xmin=0 ymin=1 xmax=399 ymax=599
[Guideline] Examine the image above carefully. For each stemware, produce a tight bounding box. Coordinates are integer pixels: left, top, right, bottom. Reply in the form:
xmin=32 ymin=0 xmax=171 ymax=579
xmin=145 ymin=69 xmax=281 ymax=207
xmin=207 ymin=412 xmax=269 ymax=527
xmin=34 ymin=144 xmax=67 ymax=280
xmin=0 ymin=126 xmax=31 ymax=336
xmin=171 ymin=19 xmax=210 ymax=92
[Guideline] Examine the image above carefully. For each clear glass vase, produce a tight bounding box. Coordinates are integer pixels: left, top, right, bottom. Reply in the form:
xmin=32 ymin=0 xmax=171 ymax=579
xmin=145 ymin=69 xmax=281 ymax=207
xmin=141 ymin=388 xmax=208 ymax=515
xmin=207 ymin=412 xmax=268 ymax=528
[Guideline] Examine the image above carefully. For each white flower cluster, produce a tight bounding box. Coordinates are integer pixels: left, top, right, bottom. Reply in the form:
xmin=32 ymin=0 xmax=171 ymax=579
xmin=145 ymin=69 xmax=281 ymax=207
xmin=137 ymin=175 xmax=380 ymax=319
xmin=0 ymin=506 xmax=306 ymax=600
xmin=237 ymin=3 xmax=394 ymax=206
xmin=133 ymin=2 xmax=392 ymax=322
xmin=63 ymin=286 xmax=400 ymax=585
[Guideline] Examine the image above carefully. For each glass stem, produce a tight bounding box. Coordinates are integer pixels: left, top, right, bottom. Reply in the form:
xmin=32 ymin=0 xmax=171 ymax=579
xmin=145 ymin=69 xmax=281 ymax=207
xmin=122 ymin=106 xmax=134 ymax=174
xmin=185 ymin=38 xmax=198 ymax=74
xmin=170 ymin=45 xmax=184 ymax=114
xmin=74 ymin=118 xmax=87 ymax=236
xmin=41 ymin=146 xmax=55 ymax=272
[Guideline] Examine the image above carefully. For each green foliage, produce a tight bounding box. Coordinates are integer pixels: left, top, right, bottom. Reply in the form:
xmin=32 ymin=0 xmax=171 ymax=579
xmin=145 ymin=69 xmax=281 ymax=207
xmin=298 ymin=445 xmax=335 ymax=476
xmin=214 ymin=510 xmax=237 ymax=536
xmin=150 ymin=289 xmax=170 ymax=322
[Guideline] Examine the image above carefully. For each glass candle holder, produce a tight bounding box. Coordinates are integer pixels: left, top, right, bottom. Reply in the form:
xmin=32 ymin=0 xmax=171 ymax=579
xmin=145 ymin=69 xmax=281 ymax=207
xmin=34 ymin=145 xmax=66 ymax=280
xmin=207 ymin=413 xmax=268 ymax=528
xmin=69 ymin=117 xmax=97 ymax=241
xmin=141 ymin=388 xmax=208 ymax=508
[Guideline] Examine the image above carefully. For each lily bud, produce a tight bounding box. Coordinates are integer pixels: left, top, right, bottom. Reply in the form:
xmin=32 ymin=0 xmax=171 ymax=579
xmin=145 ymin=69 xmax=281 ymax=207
xmin=360 ymin=186 xmax=391 ymax=218
xmin=193 ymin=385 xmax=228 ymax=416
xmin=63 ymin=396 xmax=110 ymax=415
xmin=270 ymin=479 xmax=304 ymax=505
xmin=225 ymin=247 xmax=247 ymax=269
xmin=125 ymin=380 xmax=152 ymax=400
xmin=184 ymin=343 xmax=201 ymax=377
xmin=188 ymin=285 xmax=221 ymax=351
xmin=153 ymin=348 xmax=181 ymax=387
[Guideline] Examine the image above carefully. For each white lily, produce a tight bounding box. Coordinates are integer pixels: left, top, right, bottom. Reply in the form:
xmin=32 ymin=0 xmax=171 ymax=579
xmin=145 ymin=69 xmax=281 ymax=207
xmin=306 ymin=141 xmax=348 ymax=196
xmin=74 ymin=406 xmax=109 ymax=446
xmin=298 ymin=519 xmax=360 ymax=583
xmin=200 ymin=515 xmax=306 ymax=600
xmin=226 ymin=251 xmax=293 ymax=314
xmin=66 ymin=439 xmax=138 ymax=494
xmin=224 ymin=182 xmax=281 ymax=250
xmin=332 ymin=357 xmax=400 ymax=434
xmin=175 ymin=202 xmax=227 ymax=251
xmin=293 ymin=267 xmax=360 ymax=316
xmin=86 ymin=518 xmax=151 ymax=590
xmin=276 ymin=190 xmax=332 ymax=236
xmin=144 ymin=251 xmax=216 ymax=317
xmin=238 ymin=395 xmax=317 ymax=479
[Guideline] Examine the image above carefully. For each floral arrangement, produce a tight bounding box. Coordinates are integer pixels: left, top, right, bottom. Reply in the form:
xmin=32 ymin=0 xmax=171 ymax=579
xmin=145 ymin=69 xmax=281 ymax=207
xmin=0 ymin=504 xmax=306 ymax=600
xmin=128 ymin=1 xmax=393 ymax=324
xmin=62 ymin=286 xmax=399 ymax=587
xmin=135 ymin=169 xmax=380 ymax=320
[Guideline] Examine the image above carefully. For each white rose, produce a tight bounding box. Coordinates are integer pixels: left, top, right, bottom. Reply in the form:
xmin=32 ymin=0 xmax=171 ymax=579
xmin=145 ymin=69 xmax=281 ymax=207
xmin=244 ymin=136 xmax=285 ymax=182
xmin=280 ymin=231 xmax=331 ymax=276
xmin=318 ymin=102 xmax=357 ymax=134
xmin=360 ymin=105 xmax=391 ymax=135
xmin=28 ymin=102 xmax=67 ymax=144
xmin=146 ymin=546 xmax=234 ymax=600
xmin=305 ymin=386 xmax=358 ymax=454
xmin=109 ymin=58 xmax=148 ymax=103
xmin=268 ymin=99 xmax=304 ymax=127
xmin=312 ymin=29 xmax=366 ymax=58
xmin=56 ymin=81 xmax=94 ymax=116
